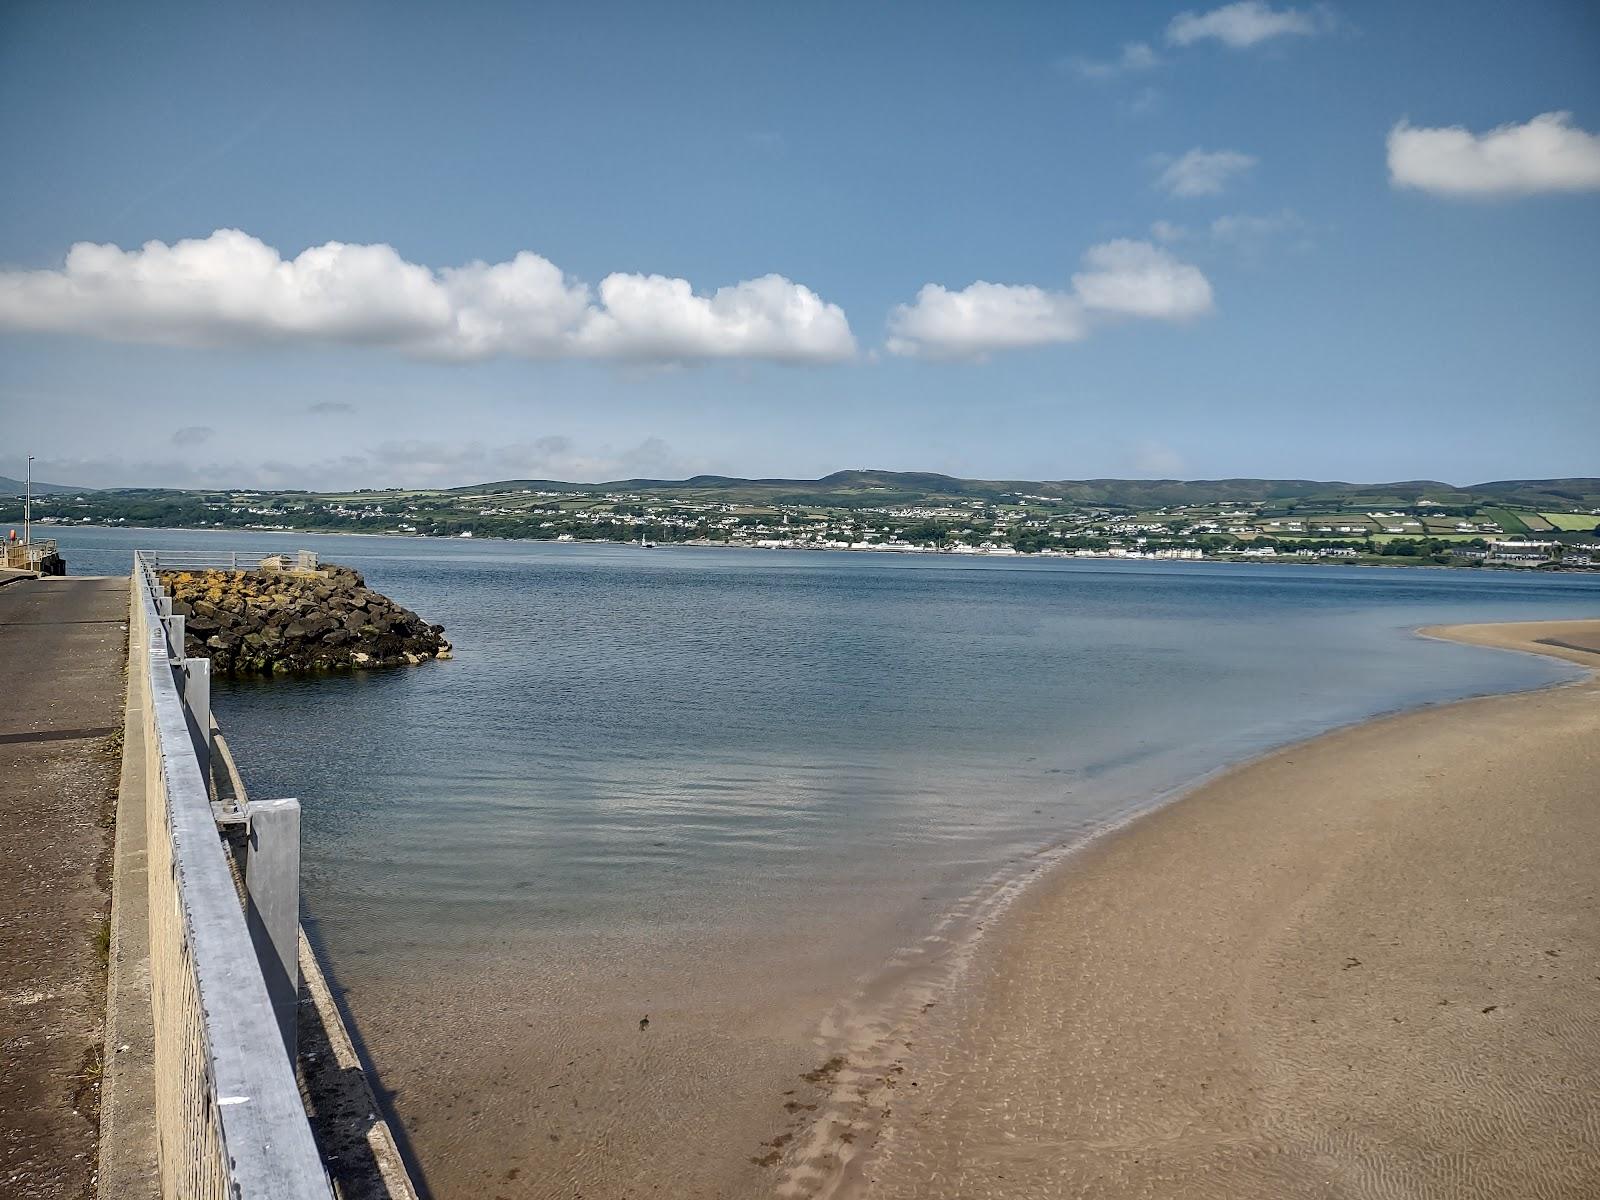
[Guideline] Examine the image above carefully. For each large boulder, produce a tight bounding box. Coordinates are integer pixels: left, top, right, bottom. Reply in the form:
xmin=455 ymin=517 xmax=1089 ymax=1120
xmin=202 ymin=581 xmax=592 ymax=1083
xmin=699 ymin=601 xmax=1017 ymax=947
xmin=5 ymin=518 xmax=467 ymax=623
xmin=158 ymin=560 xmax=449 ymax=678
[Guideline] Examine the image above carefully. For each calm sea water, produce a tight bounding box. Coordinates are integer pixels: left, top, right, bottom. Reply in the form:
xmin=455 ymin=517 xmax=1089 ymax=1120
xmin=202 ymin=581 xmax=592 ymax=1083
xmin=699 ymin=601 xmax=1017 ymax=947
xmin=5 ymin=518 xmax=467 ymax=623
xmin=52 ymin=526 xmax=1600 ymax=1195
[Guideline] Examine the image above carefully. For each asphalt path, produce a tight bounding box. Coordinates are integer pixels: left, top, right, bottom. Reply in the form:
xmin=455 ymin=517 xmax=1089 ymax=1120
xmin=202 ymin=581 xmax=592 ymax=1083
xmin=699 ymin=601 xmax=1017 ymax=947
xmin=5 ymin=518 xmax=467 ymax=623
xmin=0 ymin=576 xmax=127 ymax=1200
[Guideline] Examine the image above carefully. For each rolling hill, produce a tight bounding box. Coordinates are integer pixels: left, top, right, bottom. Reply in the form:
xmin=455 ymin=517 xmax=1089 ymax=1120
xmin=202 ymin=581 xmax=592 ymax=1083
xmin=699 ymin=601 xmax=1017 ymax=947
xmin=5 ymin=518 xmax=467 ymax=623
xmin=0 ymin=475 xmax=92 ymax=496
xmin=453 ymin=471 xmax=1600 ymax=512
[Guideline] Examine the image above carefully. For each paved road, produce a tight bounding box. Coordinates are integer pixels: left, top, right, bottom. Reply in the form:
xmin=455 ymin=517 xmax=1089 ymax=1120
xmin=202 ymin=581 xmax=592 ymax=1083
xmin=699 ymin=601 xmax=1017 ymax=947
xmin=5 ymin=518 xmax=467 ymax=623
xmin=0 ymin=576 xmax=128 ymax=1200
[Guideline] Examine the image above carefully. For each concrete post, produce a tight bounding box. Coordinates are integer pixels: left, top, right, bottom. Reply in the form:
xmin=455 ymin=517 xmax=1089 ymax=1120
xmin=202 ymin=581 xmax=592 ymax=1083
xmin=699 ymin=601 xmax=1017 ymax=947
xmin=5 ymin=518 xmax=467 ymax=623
xmin=181 ymin=657 xmax=211 ymax=780
xmin=245 ymin=798 xmax=302 ymax=1060
xmin=163 ymin=614 xmax=185 ymax=663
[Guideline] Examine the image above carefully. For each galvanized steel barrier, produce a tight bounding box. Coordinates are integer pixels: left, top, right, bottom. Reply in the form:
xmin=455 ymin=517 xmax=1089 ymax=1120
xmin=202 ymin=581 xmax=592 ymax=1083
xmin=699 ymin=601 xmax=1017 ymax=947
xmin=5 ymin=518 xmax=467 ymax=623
xmin=142 ymin=549 xmax=246 ymax=572
xmin=133 ymin=551 xmax=333 ymax=1200
xmin=144 ymin=549 xmax=320 ymax=574
xmin=2 ymin=536 xmax=58 ymax=570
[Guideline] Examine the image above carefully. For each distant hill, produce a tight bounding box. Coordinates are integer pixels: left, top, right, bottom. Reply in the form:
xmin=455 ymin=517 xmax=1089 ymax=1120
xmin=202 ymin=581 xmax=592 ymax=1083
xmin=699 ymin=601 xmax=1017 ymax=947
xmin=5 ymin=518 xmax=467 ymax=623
xmin=0 ymin=475 xmax=91 ymax=496
xmin=35 ymin=471 xmax=1600 ymax=513
xmin=455 ymin=471 xmax=1600 ymax=512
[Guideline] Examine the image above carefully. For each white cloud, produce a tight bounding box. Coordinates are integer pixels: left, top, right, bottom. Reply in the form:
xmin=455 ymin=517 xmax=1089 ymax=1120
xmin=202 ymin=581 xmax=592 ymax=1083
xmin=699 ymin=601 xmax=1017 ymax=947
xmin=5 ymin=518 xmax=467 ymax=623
xmin=1386 ymin=112 xmax=1600 ymax=197
xmin=1064 ymin=41 xmax=1160 ymax=80
xmin=1166 ymin=2 xmax=1331 ymax=48
xmin=1150 ymin=219 xmax=1190 ymax=243
xmin=886 ymin=282 xmax=1088 ymax=360
xmin=887 ymin=240 xmax=1212 ymax=360
xmin=1156 ymin=148 xmax=1258 ymax=196
xmin=1071 ymin=240 xmax=1215 ymax=319
xmin=0 ymin=229 xmax=857 ymax=364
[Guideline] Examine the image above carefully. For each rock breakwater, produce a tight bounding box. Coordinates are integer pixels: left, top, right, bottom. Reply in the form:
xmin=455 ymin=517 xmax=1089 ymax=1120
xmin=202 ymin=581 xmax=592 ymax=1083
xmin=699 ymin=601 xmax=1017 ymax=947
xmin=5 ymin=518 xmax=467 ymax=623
xmin=159 ymin=561 xmax=451 ymax=676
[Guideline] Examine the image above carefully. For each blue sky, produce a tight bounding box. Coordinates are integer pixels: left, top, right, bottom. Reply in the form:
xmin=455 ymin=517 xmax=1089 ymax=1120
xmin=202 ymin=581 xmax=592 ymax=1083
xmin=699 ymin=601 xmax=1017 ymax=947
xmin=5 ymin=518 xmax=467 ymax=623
xmin=1 ymin=0 xmax=1597 ymax=488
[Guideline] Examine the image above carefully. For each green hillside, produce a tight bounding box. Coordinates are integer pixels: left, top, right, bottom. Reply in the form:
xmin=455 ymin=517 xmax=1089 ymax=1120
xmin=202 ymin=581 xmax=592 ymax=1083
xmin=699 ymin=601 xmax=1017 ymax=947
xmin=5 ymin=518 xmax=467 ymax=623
xmin=456 ymin=471 xmax=1600 ymax=512
xmin=0 ymin=475 xmax=93 ymax=496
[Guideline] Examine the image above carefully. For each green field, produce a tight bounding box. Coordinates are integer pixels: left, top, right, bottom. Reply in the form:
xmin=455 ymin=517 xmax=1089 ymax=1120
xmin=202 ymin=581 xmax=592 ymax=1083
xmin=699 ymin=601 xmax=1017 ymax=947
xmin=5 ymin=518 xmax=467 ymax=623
xmin=1369 ymin=532 xmax=1487 ymax=544
xmin=1540 ymin=511 xmax=1600 ymax=531
xmin=1483 ymin=507 xmax=1529 ymax=534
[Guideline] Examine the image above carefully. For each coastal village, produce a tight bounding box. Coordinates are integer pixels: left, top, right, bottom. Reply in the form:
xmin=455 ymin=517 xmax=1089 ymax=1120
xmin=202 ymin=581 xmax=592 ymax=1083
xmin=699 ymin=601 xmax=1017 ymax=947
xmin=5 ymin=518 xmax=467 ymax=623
xmin=11 ymin=475 xmax=1600 ymax=569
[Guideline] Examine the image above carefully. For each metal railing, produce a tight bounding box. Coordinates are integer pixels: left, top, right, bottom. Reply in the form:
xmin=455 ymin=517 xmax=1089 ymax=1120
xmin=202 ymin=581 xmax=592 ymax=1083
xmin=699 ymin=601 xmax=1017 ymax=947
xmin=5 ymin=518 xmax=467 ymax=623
xmin=141 ymin=550 xmax=246 ymax=573
xmin=144 ymin=548 xmax=320 ymax=575
xmin=132 ymin=551 xmax=333 ymax=1200
xmin=2 ymin=537 xmax=57 ymax=570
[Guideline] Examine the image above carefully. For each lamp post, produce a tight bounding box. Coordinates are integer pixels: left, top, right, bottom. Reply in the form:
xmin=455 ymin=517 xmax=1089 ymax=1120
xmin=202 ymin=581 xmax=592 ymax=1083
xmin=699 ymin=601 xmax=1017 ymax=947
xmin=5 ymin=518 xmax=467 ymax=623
xmin=24 ymin=455 xmax=32 ymax=548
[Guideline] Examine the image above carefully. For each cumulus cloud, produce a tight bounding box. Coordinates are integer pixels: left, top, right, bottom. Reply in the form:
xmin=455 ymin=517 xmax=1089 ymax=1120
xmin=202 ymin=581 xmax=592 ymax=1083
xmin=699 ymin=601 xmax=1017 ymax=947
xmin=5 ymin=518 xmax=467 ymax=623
xmin=1156 ymin=148 xmax=1258 ymax=196
xmin=1067 ymin=1 xmax=1327 ymax=90
xmin=1166 ymin=2 xmax=1331 ymax=48
xmin=1387 ymin=112 xmax=1600 ymax=197
xmin=886 ymin=240 xmax=1212 ymax=360
xmin=0 ymin=229 xmax=857 ymax=365
xmin=886 ymin=282 xmax=1088 ymax=359
xmin=1071 ymin=240 xmax=1215 ymax=319
xmin=1064 ymin=41 xmax=1160 ymax=80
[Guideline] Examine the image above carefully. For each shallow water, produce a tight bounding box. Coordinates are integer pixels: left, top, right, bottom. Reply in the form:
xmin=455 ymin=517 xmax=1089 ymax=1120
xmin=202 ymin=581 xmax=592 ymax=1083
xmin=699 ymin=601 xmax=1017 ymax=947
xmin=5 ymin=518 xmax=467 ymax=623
xmin=53 ymin=528 xmax=1600 ymax=1196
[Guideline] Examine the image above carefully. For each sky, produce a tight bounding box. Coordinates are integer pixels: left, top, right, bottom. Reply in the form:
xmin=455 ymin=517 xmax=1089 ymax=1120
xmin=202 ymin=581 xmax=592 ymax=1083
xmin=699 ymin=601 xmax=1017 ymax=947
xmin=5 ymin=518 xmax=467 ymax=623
xmin=1 ymin=0 xmax=1597 ymax=490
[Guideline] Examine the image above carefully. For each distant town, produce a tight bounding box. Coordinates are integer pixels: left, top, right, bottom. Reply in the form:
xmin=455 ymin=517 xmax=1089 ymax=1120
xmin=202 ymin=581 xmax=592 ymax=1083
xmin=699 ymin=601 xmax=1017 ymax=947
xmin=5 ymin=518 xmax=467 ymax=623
xmin=6 ymin=471 xmax=1599 ymax=569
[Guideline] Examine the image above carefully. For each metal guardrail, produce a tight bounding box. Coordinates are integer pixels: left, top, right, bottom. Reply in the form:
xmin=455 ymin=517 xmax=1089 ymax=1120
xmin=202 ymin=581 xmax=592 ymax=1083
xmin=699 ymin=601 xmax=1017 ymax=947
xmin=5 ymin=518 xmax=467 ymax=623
xmin=142 ymin=550 xmax=246 ymax=572
xmin=145 ymin=549 xmax=320 ymax=574
xmin=2 ymin=537 xmax=57 ymax=569
xmin=132 ymin=551 xmax=333 ymax=1200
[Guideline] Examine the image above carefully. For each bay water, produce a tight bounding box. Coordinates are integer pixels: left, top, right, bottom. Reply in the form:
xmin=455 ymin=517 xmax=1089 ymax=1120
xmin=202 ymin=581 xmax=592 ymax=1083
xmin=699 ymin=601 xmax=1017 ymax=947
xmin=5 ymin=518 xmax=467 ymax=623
xmin=51 ymin=527 xmax=1599 ymax=1197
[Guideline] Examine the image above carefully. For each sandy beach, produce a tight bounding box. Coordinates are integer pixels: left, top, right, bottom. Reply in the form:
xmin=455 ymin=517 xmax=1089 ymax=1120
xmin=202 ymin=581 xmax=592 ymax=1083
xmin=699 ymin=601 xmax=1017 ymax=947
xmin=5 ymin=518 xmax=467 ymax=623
xmin=796 ymin=619 xmax=1600 ymax=1199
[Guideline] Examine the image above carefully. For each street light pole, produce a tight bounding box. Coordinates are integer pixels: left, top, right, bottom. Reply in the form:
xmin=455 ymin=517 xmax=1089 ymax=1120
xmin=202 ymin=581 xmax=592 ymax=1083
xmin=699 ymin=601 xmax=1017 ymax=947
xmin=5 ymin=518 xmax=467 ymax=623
xmin=24 ymin=455 xmax=32 ymax=547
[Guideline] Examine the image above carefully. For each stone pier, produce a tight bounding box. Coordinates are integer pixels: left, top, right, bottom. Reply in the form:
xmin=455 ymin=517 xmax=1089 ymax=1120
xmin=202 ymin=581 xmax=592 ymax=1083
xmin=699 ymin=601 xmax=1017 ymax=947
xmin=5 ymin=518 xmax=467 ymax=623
xmin=0 ymin=576 xmax=127 ymax=1199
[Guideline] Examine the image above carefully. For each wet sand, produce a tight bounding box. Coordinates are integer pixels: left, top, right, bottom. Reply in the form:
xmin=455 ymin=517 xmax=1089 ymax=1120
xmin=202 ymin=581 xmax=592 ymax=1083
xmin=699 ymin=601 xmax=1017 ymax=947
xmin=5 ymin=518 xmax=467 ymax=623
xmin=803 ymin=619 xmax=1600 ymax=1199
xmin=333 ymin=914 xmax=915 ymax=1199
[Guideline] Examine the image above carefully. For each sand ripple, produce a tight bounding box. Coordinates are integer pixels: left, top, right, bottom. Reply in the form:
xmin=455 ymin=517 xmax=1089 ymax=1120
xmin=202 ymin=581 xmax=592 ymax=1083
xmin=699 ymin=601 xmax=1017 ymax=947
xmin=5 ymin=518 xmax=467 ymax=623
xmin=798 ymin=621 xmax=1600 ymax=1199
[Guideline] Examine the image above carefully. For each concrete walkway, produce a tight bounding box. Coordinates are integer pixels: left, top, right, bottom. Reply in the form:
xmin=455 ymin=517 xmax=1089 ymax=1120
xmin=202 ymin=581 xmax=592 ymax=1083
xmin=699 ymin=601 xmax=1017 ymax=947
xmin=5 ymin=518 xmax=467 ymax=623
xmin=0 ymin=577 xmax=128 ymax=1200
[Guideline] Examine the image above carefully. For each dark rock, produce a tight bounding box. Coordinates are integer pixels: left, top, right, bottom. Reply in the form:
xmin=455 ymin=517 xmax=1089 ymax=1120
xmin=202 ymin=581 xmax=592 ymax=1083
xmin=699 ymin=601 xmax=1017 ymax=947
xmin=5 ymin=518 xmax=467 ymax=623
xmin=159 ymin=561 xmax=447 ymax=679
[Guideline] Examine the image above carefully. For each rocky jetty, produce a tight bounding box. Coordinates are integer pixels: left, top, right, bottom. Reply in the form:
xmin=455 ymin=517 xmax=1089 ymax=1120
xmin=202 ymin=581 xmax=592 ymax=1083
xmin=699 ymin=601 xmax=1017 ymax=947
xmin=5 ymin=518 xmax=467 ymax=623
xmin=159 ymin=560 xmax=451 ymax=676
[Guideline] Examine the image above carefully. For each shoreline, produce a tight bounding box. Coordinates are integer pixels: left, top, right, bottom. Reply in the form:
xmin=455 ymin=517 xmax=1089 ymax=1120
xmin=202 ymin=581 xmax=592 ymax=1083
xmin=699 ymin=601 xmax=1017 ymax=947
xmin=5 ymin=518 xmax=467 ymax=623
xmin=791 ymin=617 xmax=1600 ymax=1198
xmin=39 ymin=522 xmax=1600 ymax=572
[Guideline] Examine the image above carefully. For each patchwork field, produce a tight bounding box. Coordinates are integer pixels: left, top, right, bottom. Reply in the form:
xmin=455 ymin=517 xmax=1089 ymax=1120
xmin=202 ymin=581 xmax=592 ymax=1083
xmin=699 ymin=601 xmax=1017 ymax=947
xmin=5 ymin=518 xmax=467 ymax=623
xmin=1483 ymin=508 xmax=1531 ymax=534
xmin=1541 ymin=512 xmax=1600 ymax=531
